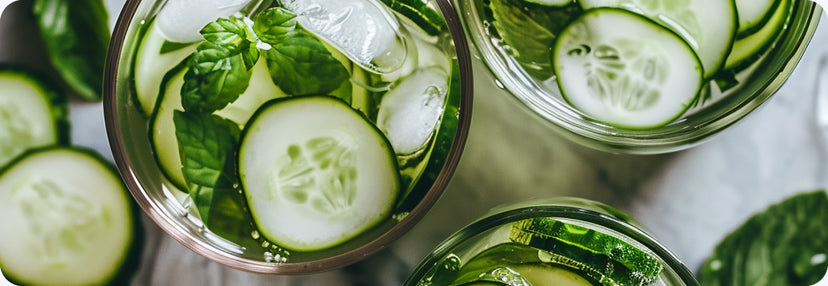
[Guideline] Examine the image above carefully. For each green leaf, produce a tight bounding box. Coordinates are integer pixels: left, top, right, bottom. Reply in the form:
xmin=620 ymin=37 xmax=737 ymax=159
xmin=487 ymin=0 xmax=581 ymax=80
xmin=32 ymin=0 xmax=110 ymax=101
xmin=181 ymin=16 xmax=260 ymax=113
xmin=173 ymin=111 xmax=240 ymax=226
xmin=256 ymin=15 xmax=349 ymax=97
xmin=699 ymin=191 xmax=828 ymax=286
xmin=181 ymin=42 xmax=257 ymax=112
xmin=201 ymin=16 xmax=257 ymax=49
xmin=173 ymin=110 xmax=269 ymax=253
xmin=253 ymin=8 xmax=298 ymax=44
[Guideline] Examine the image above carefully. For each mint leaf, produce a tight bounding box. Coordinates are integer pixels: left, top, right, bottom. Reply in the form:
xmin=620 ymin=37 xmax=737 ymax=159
xmin=181 ymin=16 xmax=259 ymax=113
xmin=174 ymin=110 xmax=269 ymax=254
xmin=33 ymin=0 xmax=110 ymax=101
xmin=487 ymin=0 xmax=581 ymax=80
xmin=253 ymin=8 xmax=298 ymax=44
xmin=201 ymin=16 xmax=256 ymax=49
xmin=263 ymin=31 xmax=350 ymax=97
xmin=699 ymin=191 xmax=828 ymax=286
xmin=254 ymin=8 xmax=349 ymax=97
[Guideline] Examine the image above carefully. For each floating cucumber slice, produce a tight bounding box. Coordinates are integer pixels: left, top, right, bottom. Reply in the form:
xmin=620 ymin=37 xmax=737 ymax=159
xmin=723 ymin=0 xmax=792 ymax=72
xmin=0 ymin=147 xmax=136 ymax=286
xmin=509 ymin=217 xmax=662 ymax=285
xmin=580 ymin=0 xmax=736 ymax=79
xmin=133 ymin=21 xmax=197 ymax=117
xmin=150 ymin=60 xmax=284 ymax=191
xmin=524 ymin=0 xmax=573 ymax=6
xmin=0 ymin=67 xmax=68 ymax=168
xmin=377 ymin=67 xmax=449 ymax=155
xmin=239 ymin=96 xmax=399 ymax=252
xmin=735 ymin=0 xmax=781 ymax=38
xmin=553 ymin=8 xmax=702 ymax=129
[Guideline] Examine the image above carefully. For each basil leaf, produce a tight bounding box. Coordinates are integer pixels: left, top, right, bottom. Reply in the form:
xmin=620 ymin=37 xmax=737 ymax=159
xmin=263 ymin=31 xmax=349 ymax=96
xmin=32 ymin=0 xmax=110 ymax=101
xmin=253 ymin=8 xmax=297 ymax=44
xmin=699 ymin=191 xmax=828 ymax=286
xmin=487 ymin=0 xmax=581 ymax=80
xmin=181 ymin=16 xmax=260 ymax=113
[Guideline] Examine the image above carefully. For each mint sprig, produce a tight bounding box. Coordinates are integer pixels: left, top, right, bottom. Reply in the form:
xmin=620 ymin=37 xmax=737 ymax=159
xmin=181 ymin=15 xmax=259 ymax=113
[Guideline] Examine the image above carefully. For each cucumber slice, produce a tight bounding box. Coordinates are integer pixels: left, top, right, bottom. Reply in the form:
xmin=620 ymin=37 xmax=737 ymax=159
xmin=0 ymin=67 xmax=68 ymax=168
xmin=377 ymin=67 xmax=449 ymax=155
xmin=735 ymin=0 xmax=781 ymax=38
xmin=524 ymin=0 xmax=572 ymax=7
xmin=724 ymin=0 xmax=792 ymax=72
xmin=151 ymin=59 xmax=284 ymax=191
xmin=239 ymin=96 xmax=399 ymax=252
xmin=553 ymin=8 xmax=702 ymax=129
xmin=0 ymin=147 xmax=135 ymax=286
xmin=580 ymin=0 xmax=736 ymax=79
xmin=509 ymin=218 xmax=663 ymax=285
xmin=133 ymin=21 xmax=197 ymax=117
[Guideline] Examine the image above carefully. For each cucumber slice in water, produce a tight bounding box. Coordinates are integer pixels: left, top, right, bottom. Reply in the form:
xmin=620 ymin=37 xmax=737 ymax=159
xmin=239 ymin=96 xmax=399 ymax=251
xmin=553 ymin=8 xmax=702 ymax=129
xmin=0 ymin=147 xmax=135 ymax=286
xmin=377 ymin=67 xmax=449 ymax=155
xmin=133 ymin=21 xmax=197 ymax=117
xmin=580 ymin=0 xmax=736 ymax=79
xmin=151 ymin=59 xmax=284 ymax=191
xmin=524 ymin=0 xmax=573 ymax=6
xmin=509 ymin=217 xmax=663 ymax=285
xmin=735 ymin=0 xmax=781 ymax=38
xmin=723 ymin=0 xmax=792 ymax=72
xmin=0 ymin=67 xmax=68 ymax=168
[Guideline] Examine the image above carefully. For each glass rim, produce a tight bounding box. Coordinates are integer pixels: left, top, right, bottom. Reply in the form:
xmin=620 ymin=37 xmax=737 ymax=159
xmin=103 ymin=0 xmax=474 ymax=274
xmin=457 ymin=0 xmax=822 ymax=154
xmin=404 ymin=197 xmax=700 ymax=285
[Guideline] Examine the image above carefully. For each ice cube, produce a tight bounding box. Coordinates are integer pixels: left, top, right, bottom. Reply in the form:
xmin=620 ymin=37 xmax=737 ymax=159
xmin=155 ymin=0 xmax=251 ymax=43
xmin=281 ymin=0 xmax=408 ymax=74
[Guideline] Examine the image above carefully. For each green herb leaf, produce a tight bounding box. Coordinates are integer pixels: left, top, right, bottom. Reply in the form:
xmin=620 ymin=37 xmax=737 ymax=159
xmin=180 ymin=16 xmax=260 ymax=113
xmin=254 ymin=9 xmax=349 ymax=97
xmin=253 ymin=8 xmax=298 ymax=44
xmin=263 ymin=31 xmax=350 ymax=97
xmin=173 ymin=111 xmax=244 ymax=229
xmin=699 ymin=190 xmax=828 ymax=286
xmin=32 ymin=0 xmax=110 ymax=101
xmin=487 ymin=0 xmax=581 ymax=80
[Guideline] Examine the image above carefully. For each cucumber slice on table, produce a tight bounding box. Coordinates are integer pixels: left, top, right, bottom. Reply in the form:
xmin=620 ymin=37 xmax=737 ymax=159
xmin=151 ymin=59 xmax=284 ymax=191
xmin=0 ymin=67 xmax=68 ymax=168
xmin=580 ymin=0 xmax=736 ymax=79
xmin=735 ymin=0 xmax=781 ymax=38
xmin=724 ymin=0 xmax=792 ymax=72
xmin=553 ymin=8 xmax=702 ymax=129
xmin=0 ymin=147 xmax=137 ymax=286
xmin=239 ymin=96 xmax=399 ymax=252
xmin=134 ymin=21 xmax=197 ymax=117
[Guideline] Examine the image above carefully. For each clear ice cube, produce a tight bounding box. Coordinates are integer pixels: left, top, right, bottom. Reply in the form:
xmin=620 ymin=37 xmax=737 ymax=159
xmin=281 ymin=0 xmax=408 ymax=74
xmin=156 ymin=0 xmax=251 ymax=43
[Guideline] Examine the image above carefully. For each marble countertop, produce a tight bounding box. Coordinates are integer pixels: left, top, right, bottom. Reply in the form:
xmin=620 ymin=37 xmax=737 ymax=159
xmin=2 ymin=2 xmax=828 ymax=285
